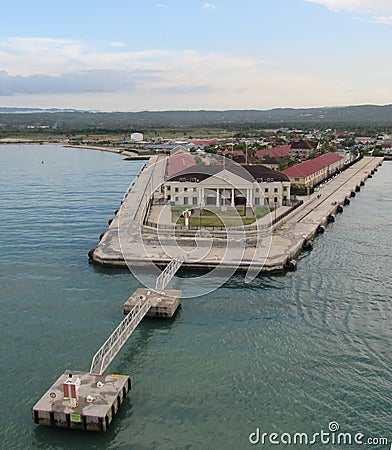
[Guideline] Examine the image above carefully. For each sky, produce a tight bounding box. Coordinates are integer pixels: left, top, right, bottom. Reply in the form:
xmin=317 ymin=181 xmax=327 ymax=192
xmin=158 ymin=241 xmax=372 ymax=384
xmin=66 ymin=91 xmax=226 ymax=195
xmin=1 ymin=0 xmax=392 ymax=111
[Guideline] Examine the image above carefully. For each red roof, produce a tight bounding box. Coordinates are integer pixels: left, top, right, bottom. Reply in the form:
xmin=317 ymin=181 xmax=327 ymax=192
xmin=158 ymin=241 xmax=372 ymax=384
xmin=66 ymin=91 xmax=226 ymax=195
xmin=282 ymin=153 xmax=344 ymax=178
xmin=255 ymin=145 xmax=291 ymax=159
xmin=190 ymin=139 xmax=217 ymax=145
xmin=167 ymin=152 xmax=196 ymax=177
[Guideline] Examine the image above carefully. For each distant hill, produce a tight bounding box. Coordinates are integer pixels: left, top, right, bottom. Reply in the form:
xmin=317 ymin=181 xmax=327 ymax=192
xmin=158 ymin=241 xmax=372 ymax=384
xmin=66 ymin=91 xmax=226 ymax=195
xmin=0 ymin=104 xmax=392 ymax=131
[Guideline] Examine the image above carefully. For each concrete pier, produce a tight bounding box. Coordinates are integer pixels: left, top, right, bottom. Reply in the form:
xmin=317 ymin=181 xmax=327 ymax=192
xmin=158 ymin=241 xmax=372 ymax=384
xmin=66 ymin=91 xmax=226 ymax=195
xmin=124 ymin=288 xmax=182 ymax=318
xmin=92 ymin=156 xmax=383 ymax=273
xmin=33 ymin=371 xmax=130 ymax=431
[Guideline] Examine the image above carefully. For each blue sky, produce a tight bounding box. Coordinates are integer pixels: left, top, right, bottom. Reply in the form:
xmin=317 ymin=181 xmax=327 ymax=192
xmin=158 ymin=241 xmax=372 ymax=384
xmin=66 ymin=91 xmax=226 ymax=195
xmin=1 ymin=0 xmax=392 ymax=110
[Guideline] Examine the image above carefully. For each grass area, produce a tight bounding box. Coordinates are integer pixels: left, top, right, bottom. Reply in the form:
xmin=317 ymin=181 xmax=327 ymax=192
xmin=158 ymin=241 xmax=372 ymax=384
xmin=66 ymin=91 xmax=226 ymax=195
xmin=201 ymin=208 xmax=247 ymax=217
xmin=255 ymin=207 xmax=273 ymax=218
xmin=172 ymin=205 xmax=270 ymax=225
xmin=176 ymin=216 xmax=255 ymax=227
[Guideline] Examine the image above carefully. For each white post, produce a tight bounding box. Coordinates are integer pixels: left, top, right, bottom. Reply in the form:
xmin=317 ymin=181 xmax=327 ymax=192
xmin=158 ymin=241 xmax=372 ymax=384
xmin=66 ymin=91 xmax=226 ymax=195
xmin=231 ymin=188 xmax=235 ymax=207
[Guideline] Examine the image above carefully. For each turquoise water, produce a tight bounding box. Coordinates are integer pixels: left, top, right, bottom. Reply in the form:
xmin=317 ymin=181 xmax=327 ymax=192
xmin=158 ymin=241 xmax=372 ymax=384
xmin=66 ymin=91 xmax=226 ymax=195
xmin=0 ymin=145 xmax=390 ymax=450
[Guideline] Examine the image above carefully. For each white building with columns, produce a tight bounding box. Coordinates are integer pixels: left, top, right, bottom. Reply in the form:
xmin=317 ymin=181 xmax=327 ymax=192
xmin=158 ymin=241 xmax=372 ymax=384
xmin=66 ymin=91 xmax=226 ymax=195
xmin=163 ymin=163 xmax=291 ymax=208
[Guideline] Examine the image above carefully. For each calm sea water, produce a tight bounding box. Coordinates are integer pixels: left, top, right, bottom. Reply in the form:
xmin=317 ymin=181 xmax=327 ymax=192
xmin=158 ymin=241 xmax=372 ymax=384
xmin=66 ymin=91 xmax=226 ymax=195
xmin=0 ymin=145 xmax=390 ymax=450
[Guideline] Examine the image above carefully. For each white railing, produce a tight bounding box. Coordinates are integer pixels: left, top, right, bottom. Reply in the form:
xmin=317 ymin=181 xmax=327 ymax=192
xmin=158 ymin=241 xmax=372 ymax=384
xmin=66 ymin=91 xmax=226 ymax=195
xmin=89 ymin=295 xmax=151 ymax=375
xmin=89 ymin=254 xmax=183 ymax=376
xmin=155 ymin=256 xmax=184 ymax=291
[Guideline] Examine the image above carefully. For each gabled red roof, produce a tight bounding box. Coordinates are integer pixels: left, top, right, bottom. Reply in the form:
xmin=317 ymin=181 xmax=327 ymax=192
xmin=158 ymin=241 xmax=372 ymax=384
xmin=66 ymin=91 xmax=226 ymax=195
xmin=282 ymin=153 xmax=344 ymax=178
xmin=167 ymin=151 xmax=196 ymax=177
xmin=255 ymin=145 xmax=291 ymax=159
xmin=190 ymin=139 xmax=217 ymax=145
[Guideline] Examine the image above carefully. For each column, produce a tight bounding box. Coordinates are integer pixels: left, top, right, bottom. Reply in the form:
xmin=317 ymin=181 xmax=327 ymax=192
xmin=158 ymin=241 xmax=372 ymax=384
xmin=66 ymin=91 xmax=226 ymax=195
xmin=231 ymin=188 xmax=235 ymax=207
xmin=216 ymin=188 xmax=220 ymax=207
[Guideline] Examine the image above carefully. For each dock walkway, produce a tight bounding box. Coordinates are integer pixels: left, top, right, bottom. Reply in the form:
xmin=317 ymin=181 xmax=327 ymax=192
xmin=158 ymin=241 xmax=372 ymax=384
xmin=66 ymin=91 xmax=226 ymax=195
xmin=92 ymin=156 xmax=383 ymax=273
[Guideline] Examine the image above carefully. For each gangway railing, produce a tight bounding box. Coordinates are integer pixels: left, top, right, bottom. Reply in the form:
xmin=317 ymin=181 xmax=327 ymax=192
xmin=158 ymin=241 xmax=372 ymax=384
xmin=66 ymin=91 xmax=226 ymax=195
xmin=90 ymin=295 xmax=151 ymax=375
xmin=89 ymin=256 xmax=184 ymax=376
xmin=155 ymin=256 xmax=184 ymax=291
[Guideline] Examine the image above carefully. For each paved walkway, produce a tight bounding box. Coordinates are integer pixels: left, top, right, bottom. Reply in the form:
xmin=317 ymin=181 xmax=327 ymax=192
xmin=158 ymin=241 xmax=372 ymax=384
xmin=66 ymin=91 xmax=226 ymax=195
xmin=93 ymin=156 xmax=383 ymax=273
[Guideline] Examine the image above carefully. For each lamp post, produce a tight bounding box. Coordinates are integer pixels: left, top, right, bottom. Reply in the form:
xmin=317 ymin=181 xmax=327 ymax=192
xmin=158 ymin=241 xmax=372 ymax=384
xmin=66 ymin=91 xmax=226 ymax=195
xmin=274 ymin=198 xmax=277 ymax=222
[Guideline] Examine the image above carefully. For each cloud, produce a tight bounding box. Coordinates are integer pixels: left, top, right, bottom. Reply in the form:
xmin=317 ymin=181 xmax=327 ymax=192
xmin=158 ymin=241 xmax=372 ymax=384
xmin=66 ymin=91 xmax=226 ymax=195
xmin=305 ymin=0 xmax=392 ymax=15
xmin=372 ymin=16 xmax=392 ymax=24
xmin=0 ymin=37 xmax=391 ymax=110
xmin=111 ymin=41 xmax=127 ymax=48
xmin=202 ymin=2 xmax=216 ymax=10
xmin=0 ymin=69 xmax=160 ymax=95
xmin=155 ymin=3 xmax=168 ymax=8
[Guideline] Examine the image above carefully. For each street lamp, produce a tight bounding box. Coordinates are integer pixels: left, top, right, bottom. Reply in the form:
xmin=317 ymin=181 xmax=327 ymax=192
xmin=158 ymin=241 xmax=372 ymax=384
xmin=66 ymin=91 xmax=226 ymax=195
xmin=274 ymin=198 xmax=277 ymax=222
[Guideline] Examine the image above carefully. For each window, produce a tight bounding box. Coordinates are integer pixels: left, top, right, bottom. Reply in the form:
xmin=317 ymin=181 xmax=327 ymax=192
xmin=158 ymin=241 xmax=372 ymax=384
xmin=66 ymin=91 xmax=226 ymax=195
xmin=255 ymin=197 xmax=260 ymax=206
xmin=193 ymin=188 xmax=197 ymax=192
xmin=295 ymin=178 xmax=300 ymax=182
xmin=175 ymin=187 xmax=179 ymax=193
xmin=255 ymin=188 xmax=259 ymax=193
xmin=274 ymin=197 xmax=278 ymax=203
xmin=192 ymin=197 xmax=197 ymax=205
xmin=283 ymin=186 xmax=287 ymax=191
xmin=167 ymin=186 xmax=171 ymax=191
xmin=175 ymin=197 xmax=179 ymax=202
xmin=264 ymin=198 xmax=270 ymax=205
xmin=183 ymin=197 xmax=188 ymax=205
xmin=265 ymin=188 xmax=269 ymax=193
xmin=184 ymin=187 xmax=188 ymax=192
xmin=274 ymin=188 xmax=278 ymax=193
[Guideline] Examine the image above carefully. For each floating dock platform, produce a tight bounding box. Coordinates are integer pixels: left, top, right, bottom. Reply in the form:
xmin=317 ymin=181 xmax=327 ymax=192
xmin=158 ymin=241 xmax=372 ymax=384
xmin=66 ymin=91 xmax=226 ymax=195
xmin=124 ymin=288 xmax=182 ymax=318
xmin=33 ymin=371 xmax=130 ymax=431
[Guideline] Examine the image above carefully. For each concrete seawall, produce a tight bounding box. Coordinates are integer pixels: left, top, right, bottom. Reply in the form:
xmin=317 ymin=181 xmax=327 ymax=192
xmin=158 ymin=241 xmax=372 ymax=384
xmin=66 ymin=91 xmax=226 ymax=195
xmin=92 ymin=156 xmax=383 ymax=273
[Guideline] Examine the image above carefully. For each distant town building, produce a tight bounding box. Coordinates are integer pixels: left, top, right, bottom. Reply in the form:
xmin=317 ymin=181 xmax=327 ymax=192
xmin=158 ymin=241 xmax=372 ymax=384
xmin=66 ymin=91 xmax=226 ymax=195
xmin=164 ymin=163 xmax=291 ymax=208
xmin=167 ymin=148 xmax=196 ymax=178
xmin=221 ymin=149 xmax=245 ymax=157
xmin=255 ymin=145 xmax=291 ymax=159
xmin=336 ymin=150 xmax=354 ymax=165
xmin=190 ymin=139 xmax=218 ymax=146
xmin=131 ymin=132 xmax=144 ymax=142
xmin=290 ymin=140 xmax=320 ymax=158
xmin=282 ymin=153 xmax=344 ymax=189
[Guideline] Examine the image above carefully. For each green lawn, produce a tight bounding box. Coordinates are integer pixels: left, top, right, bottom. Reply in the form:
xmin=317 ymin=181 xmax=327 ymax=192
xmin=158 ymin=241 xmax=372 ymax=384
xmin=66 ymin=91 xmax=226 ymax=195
xmin=255 ymin=207 xmax=273 ymax=218
xmin=176 ymin=216 xmax=255 ymax=227
xmin=172 ymin=205 xmax=270 ymax=226
xmin=201 ymin=208 xmax=247 ymax=217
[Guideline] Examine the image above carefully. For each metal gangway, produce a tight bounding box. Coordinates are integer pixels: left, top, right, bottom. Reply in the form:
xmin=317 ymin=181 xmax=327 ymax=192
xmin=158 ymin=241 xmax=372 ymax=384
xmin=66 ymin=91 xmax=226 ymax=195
xmin=155 ymin=256 xmax=184 ymax=291
xmin=89 ymin=256 xmax=184 ymax=375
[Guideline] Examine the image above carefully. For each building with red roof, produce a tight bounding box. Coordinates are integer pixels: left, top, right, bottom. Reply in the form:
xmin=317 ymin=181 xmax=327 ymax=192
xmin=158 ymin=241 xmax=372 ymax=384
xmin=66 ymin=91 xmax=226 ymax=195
xmin=255 ymin=145 xmax=291 ymax=159
xmin=167 ymin=150 xmax=197 ymax=178
xmin=282 ymin=153 xmax=344 ymax=189
xmin=190 ymin=139 xmax=218 ymax=146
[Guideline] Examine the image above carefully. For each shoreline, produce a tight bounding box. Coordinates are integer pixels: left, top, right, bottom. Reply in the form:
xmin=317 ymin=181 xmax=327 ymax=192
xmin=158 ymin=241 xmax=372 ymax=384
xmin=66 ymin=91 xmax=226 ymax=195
xmin=0 ymin=141 xmax=152 ymax=160
xmin=64 ymin=144 xmax=152 ymax=159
